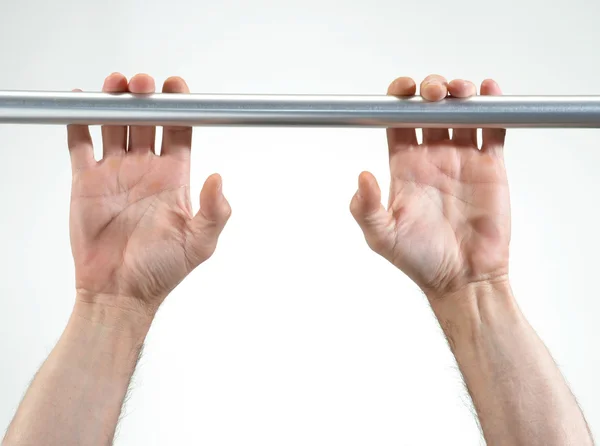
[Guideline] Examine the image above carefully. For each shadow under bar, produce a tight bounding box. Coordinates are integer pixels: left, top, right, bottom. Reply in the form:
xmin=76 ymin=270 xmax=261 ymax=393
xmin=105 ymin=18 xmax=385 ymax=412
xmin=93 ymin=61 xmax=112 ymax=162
xmin=1 ymin=91 xmax=600 ymax=128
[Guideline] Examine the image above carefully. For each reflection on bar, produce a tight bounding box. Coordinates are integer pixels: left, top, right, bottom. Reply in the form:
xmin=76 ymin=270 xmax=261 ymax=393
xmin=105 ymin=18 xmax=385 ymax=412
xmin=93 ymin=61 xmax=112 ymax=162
xmin=1 ymin=91 xmax=600 ymax=128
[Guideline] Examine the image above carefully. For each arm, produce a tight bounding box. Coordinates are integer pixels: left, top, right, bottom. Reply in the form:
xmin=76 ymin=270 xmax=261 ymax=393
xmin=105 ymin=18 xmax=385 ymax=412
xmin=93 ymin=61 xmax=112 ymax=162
xmin=431 ymin=279 xmax=592 ymax=445
xmin=350 ymin=74 xmax=593 ymax=445
xmin=4 ymin=300 xmax=151 ymax=445
xmin=3 ymin=72 xmax=231 ymax=446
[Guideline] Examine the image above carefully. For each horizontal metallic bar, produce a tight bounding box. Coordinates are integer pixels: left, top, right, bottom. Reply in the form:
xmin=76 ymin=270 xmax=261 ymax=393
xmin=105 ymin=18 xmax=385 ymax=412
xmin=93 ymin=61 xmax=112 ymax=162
xmin=1 ymin=91 xmax=600 ymax=128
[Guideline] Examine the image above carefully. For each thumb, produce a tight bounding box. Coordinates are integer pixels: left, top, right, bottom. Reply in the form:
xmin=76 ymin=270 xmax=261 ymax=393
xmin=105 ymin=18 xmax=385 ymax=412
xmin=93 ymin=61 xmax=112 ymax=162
xmin=350 ymin=171 xmax=389 ymax=236
xmin=186 ymin=173 xmax=232 ymax=262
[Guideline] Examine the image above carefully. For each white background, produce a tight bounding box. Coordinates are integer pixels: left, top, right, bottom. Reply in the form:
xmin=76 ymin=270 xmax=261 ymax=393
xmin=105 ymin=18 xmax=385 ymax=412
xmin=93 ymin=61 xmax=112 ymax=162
xmin=1 ymin=0 xmax=599 ymax=444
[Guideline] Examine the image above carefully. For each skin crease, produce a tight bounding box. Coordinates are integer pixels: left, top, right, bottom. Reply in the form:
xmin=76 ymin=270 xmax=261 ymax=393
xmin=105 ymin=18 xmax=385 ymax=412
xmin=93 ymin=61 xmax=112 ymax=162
xmin=351 ymin=75 xmax=593 ymax=446
xmin=3 ymin=72 xmax=233 ymax=446
xmin=69 ymin=73 xmax=231 ymax=313
xmin=350 ymin=75 xmax=510 ymax=296
xmin=3 ymin=72 xmax=593 ymax=446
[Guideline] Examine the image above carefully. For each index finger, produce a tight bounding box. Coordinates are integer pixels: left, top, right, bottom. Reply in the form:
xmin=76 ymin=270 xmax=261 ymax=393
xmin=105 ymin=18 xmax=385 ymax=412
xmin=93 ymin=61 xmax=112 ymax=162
xmin=386 ymin=77 xmax=418 ymax=154
xmin=160 ymin=76 xmax=192 ymax=161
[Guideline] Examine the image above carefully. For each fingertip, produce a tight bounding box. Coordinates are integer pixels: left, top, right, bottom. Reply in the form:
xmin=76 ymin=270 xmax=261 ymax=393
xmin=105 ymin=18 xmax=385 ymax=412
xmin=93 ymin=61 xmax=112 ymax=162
xmin=201 ymin=173 xmax=225 ymax=202
xmin=208 ymin=172 xmax=222 ymax=184
xmin=358 ymin=170 xmax=374 ymax=190
xmin=102 ymin=72 xmax=128 ymax=92
xmin=199 ymin=173 xmax=230 ymax=224
xmin=128 ymin=73 xmax=156 ymax=94
xmin=448 ymin=79 xmax=477 ymax=98
xmin=163 ymin=76 xmax=190 ymax=93
xmin=211 ymin=173 xmax=223 ymax=192
xmin=358 ymin=170 xmax=371 ymax=183
xmin=387 ymin=77 xmax=417 ymax=96
xmin=421 ymin=80 xmax=448 ymax=102
xmin=481 ymin=78 xmax=502 ymax=96
xmin=358 ymin=171 xmax=381 ymax=202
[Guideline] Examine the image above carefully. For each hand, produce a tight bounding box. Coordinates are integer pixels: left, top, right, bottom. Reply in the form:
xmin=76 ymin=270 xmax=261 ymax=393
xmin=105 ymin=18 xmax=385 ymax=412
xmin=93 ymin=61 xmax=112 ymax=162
xmin=67 ymin=73 xmax=231 ymax=315
xmin=350 ymin=75 xmax=510 ymax=297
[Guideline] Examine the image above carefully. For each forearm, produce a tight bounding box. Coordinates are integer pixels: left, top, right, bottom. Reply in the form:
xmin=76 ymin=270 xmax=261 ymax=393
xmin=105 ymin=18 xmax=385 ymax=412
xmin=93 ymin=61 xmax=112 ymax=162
xmin=429 ymin=279 xmax=593 ymax=446
xmin=3 ymin=297 xmax=152 ymax=446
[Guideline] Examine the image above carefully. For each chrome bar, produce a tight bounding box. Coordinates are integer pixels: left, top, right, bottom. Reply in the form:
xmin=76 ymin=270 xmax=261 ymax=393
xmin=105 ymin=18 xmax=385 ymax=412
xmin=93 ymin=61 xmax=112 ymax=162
xmin=1 ymin=91 xmax=600 ymax=128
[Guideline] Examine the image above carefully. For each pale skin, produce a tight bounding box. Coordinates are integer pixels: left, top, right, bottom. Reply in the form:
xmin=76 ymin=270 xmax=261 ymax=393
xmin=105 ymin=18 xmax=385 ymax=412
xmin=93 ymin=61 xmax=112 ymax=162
xmin=350 ymin=74 xmax=594 ymax=445
xmin=2 ymin=73 xmax=594 ymax=446
xmin=3 ymin=72 xmax=231 ymax=446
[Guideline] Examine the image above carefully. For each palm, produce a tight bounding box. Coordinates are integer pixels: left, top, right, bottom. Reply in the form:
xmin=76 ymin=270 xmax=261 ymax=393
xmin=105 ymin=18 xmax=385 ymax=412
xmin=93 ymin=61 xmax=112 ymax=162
xmin=383 ymin=145 xmax=510 ymax=292
xmin=70 ymin=155 xmax=199 ymax=304
xmin=351 ymin=75 xmax=511 ymax=296
xmin=66 ymin=73 xmax=230 ymax=312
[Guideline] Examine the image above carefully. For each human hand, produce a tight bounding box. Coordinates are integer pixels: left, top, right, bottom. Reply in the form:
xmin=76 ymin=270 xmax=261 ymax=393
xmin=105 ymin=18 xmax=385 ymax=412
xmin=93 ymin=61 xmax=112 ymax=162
xmin=67 ymin=73 xmax=231 ymax=315
xmin=350 ymin=75 xmax=510 ymax=298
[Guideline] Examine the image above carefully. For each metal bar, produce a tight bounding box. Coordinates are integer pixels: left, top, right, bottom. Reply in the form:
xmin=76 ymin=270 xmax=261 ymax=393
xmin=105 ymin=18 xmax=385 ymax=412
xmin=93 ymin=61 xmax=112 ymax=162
xmin=1 ymin=91 xmax=600 ymax=128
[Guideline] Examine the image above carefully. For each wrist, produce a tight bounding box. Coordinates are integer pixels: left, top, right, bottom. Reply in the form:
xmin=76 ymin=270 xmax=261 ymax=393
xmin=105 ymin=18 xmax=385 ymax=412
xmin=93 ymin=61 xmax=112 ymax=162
xmin=72 ymin=292 xmax=154 ymax=347
xmin=40 ymin=297 xmax=154 ymax=381
xmin=75 ymin=289 xmax=156 ymax=325
xmin=426 ymin=277 xmax=522 ymax=350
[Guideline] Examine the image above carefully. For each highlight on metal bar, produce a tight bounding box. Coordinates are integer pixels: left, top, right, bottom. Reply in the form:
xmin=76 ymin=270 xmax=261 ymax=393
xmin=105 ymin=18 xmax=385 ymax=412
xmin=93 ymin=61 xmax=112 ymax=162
xmin=1 ymin=91 xmax=600 ymax=128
